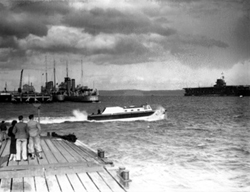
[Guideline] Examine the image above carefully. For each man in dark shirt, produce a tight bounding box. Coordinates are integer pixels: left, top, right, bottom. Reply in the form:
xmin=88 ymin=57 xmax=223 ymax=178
xmin=12 ymin=116 xmax=28 ymax=161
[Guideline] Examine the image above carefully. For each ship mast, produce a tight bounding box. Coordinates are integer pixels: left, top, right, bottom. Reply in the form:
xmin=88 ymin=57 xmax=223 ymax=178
xmin=53 ymin=59 xmax=56 ymax=90
xmin=45 ymin=55 xmax=48 ymax=89
xmin=4 ymin=82 xmax=7 ymax=91
xmin=81 ymin=59 xmax=83 ymax=85
xmin=221 ymin=72 xmax=224 ymax=80
xmin=66 ymin=60 xmax=69 ymax=78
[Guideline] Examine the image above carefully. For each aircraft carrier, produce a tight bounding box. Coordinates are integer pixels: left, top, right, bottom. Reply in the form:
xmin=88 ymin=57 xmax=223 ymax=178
xmin=183 ymin=75 xmax=250 ymax=97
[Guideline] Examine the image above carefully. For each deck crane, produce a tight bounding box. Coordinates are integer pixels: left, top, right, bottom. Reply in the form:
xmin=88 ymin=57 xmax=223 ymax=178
xmin=18 ymin=69 xmax=23 ymax=93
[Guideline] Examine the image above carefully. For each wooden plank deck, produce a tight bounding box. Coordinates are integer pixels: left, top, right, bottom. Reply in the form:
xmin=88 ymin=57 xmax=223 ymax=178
xmin=0 ymin=137 xmax=128 ymax=192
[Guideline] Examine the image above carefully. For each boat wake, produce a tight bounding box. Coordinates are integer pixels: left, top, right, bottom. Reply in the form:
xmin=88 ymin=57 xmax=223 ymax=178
xmin=6 ymin=106 xmax=166 ymax=124
xmin=6 ymin=109 xmax=88 ymax=124
xmin=39 ymin=110 xmax=88 ymax=124
xmin=146 ymin=106 xmax=167 ymax=122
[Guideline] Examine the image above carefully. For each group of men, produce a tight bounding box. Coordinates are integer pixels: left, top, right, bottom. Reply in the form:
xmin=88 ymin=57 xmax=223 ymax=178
xmin=0 ymin=114 xmax=42 ymax=161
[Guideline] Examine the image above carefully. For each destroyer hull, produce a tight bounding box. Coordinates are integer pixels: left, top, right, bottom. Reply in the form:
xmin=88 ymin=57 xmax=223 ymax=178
xmin=65 ymin=95 xmax=99 ymax=102
xmin=184 ymin=86 xmax=250 ymax=96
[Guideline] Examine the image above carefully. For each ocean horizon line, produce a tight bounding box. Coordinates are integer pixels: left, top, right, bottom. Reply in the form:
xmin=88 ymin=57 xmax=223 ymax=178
xmin=99 ymin=89 xmax=184 ymax=96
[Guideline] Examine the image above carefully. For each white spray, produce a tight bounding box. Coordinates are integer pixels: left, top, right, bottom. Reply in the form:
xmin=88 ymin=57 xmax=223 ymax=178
xmin=6 ymin=106 xmax=166 ymax=124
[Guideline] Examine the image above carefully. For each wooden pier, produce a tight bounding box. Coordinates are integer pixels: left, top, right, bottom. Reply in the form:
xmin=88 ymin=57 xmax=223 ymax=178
xmin=11 ymin=94 xmax=53 ymax=103
xmin=0 ymin=136 xmax=129 ymax=192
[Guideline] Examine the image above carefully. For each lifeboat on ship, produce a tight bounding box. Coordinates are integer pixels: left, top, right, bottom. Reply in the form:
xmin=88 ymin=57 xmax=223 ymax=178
xmin=87 ymin=104 xmax=157 ymax=121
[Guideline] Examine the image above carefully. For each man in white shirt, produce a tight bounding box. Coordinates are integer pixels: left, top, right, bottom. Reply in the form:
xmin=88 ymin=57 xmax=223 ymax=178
xmin=27 ymin=114 xmax=43 ymax=159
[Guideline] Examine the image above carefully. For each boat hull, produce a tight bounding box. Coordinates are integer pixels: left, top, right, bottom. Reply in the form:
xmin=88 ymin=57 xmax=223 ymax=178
xmin=65 ymin=95 xmax=99 ymax=103
xmin=88 ymin=111 xmax=155 ymax=121
xmin=184 ymin=86 xmax=250 ymax=96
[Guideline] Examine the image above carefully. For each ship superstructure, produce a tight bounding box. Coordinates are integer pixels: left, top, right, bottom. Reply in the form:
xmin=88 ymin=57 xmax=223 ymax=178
xmin=184 ymin=74 xmax=250 ymax=96
xmin=58 ymin=77 xmax=99 ymax=102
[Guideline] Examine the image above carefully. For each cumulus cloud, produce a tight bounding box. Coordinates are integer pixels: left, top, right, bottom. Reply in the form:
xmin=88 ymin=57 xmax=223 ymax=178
xmin=0 ymin=36 xmax=18 ymax=49
xmin=225 ymin=61 xmax=250 ymax=85
xmin=0 ymin=0 xmax=249 ymax=90
xmin=181 ymin=35 xmax=228 ymax=48
xmin=0 ymin=2 xmax=5 ymax=10
xmin=233 ymin=15 xmax=250 ymax=62
xmin=0 ymin=10 xmax=47 ymax=39
xmin=18 ymin=27 xmax=113 ymax=53
xmin=10 ymin=1 xmax=71 ymax=15
xmin=0 ymin=49 xmax=10 ymax=62
xmin=18 ymin=26 xmax=151 ymax=64
xmin=0 ymin=0 xmax=232 ymax=69
xmin=63 ymin=8 xmax=176 ymax=36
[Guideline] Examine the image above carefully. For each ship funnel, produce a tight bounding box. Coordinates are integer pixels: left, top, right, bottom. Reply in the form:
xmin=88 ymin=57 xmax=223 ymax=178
xmin=72 ymin=79 xmax=75 ymax=92
xmin=65 ymin=77 xmax=71 ymax=94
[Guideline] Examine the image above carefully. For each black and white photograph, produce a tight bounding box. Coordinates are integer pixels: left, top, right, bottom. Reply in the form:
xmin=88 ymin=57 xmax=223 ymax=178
xmin=0 ymin=0 xmax=249 ymax=191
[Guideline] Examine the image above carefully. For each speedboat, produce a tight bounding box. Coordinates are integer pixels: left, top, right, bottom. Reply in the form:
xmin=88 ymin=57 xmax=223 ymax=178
xmin=87 ymin=104 xmax=156 ymax=121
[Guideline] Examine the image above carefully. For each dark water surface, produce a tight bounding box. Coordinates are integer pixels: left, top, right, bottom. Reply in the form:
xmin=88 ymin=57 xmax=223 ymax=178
xmin=0 ymin=96 xmax=249 ymax=192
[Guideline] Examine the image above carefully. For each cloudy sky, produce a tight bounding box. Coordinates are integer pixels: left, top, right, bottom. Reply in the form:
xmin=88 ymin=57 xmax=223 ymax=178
xmin=0 ymin=0 xmax=249 ymax=91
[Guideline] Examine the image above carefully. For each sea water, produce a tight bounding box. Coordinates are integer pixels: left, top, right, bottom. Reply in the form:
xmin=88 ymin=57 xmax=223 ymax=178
xmin=0 ymin=96 xmax=249 ymax=192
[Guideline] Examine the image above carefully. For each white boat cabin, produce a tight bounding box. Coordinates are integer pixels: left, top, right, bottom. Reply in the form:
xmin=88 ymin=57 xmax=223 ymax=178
xmin=101 ymin=104 xmax=153 ymax=115
xmin=0 ymin=92 xmax=11 ymax=95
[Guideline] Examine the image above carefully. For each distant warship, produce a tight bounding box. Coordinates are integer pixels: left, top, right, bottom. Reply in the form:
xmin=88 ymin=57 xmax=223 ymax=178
xmin=183 ymin=74 xmax=250 ymax=96
xmin=48 ymin=60 xmax=99 ymax=102
xmin=57 ymin=76 xmax=99 ymax=103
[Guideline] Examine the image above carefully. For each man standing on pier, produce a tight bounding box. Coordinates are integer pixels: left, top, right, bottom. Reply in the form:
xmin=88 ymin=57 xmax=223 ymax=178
xmin=27 ymin=114 xmax=43 ymax=159
xmin=12 ymin=116 xmax=28 ymax=161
